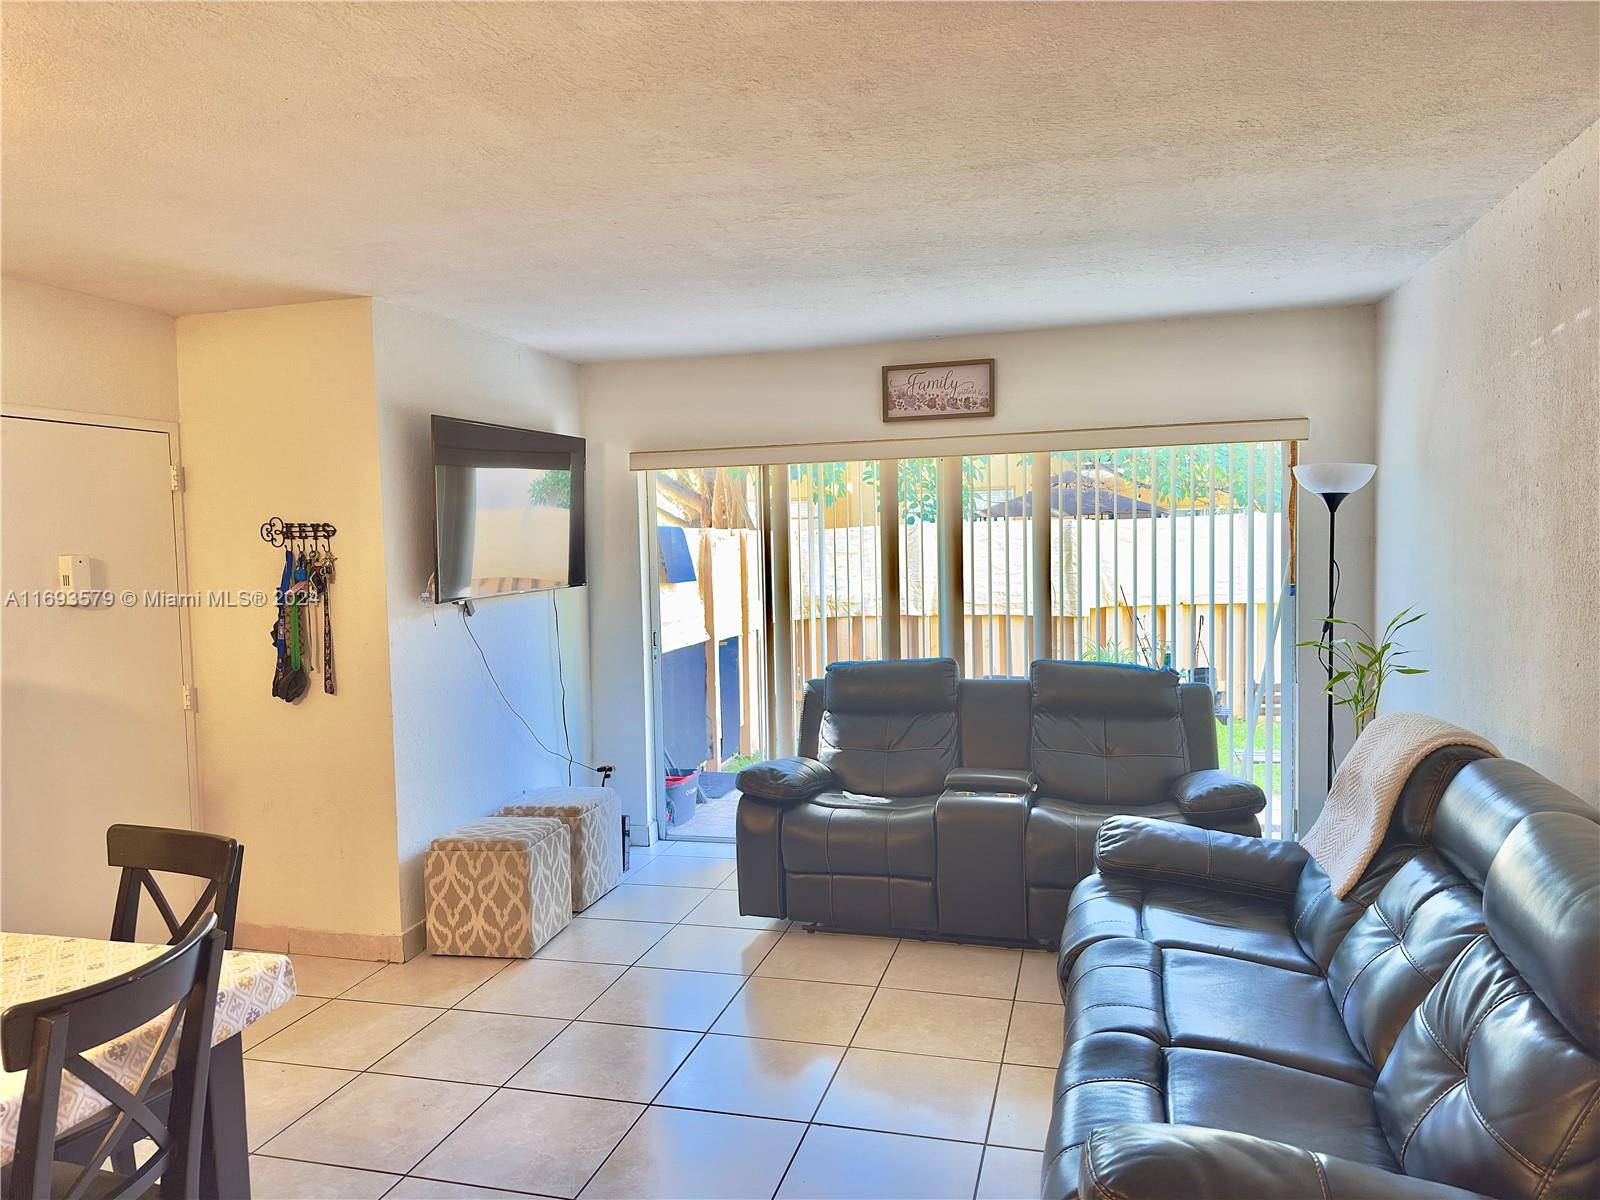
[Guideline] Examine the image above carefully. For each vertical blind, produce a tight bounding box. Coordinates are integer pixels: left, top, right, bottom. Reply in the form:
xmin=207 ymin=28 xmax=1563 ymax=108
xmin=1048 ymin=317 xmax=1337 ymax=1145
xmin=647 ymin=434 xmax=1297 ymax=836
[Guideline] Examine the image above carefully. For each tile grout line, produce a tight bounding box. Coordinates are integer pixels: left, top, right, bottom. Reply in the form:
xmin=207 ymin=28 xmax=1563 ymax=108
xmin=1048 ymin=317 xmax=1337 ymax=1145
xmin=974 ymin=954 xmax=1025 ymax=1197
xmin=566 ymin=884 xmax=790 ymax=1198
xmin=254 ymin=853 xmax=1051 ymax=1195
xmin=252 ymin=955 xmax=525 ymax=1176
xmin=355 ymin=950 xmax=575 ymax=1191
xmin=767 ymin=931 xmax=898 ymax=1197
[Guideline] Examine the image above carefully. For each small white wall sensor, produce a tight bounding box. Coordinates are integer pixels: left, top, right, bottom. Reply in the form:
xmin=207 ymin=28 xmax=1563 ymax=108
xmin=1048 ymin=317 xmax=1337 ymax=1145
xmin=57 ymin=554 xmax=93 ymax=604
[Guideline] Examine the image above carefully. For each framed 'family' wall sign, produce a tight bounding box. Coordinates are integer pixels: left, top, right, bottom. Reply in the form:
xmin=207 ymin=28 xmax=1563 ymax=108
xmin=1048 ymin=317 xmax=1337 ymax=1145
xmin=882 ymin=358 xmax=995 ymax=421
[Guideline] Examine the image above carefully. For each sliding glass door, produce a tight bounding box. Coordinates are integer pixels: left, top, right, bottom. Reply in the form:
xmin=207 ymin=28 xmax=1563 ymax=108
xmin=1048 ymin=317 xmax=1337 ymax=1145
xmin=646 ymin=437 xmax=1296 ymax=840
xmin=962 ymin=453 xmax=1039 ymax=677
xmin=788 ymin=459 xmax=885 ymax=701
xmin=649 ymin=465 xmax=769 ymax=839
xmin=1044 ymin=443 xmax=1294 ymax=834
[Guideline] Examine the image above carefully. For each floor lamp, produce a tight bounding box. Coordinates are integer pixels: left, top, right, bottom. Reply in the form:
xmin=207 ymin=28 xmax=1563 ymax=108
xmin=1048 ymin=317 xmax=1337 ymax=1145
xmin=1293 ymin=462 xmax=1377 ymax=792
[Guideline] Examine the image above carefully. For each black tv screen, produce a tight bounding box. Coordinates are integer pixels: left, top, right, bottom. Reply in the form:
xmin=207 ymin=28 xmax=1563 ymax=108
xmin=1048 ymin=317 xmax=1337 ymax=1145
xmin=431 ymin=415 xmax=586 ymax=602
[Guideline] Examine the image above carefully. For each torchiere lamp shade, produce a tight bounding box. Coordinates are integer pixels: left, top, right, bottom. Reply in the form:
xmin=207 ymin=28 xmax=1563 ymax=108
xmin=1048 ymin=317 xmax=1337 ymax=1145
xmin=1294 ymin=462 xmax=1376 ymax=505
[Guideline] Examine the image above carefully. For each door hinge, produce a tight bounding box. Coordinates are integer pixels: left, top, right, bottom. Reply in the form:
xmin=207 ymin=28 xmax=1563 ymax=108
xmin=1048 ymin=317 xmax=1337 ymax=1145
xmin=170 ymin=465 xmax=184 ymax=492
xmin=182 ymin=685 xmax=197 ymax=712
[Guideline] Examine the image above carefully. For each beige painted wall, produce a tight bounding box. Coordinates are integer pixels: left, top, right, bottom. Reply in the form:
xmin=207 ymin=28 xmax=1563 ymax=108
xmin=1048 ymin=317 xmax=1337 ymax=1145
xmin=581 ymin=305 xmax=1380 ymax=836
xmin=2 ymin=276 xmax=178 ymax=421
xmin=372 ymin=302 xmax=591 ymax=941
xmin=4 ymin=289 xmax=595 ymax=953
xmin=177 ymin=299 xmax=405 ymax=947
xmin=1377 ymin=125 xmax=1599 ymax=804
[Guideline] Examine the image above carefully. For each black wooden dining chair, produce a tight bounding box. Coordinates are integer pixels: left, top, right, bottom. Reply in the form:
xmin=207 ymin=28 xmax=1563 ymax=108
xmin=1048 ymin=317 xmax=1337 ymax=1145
xmin=107 ymin=825 xmax=243 ymax=950
xmin=1 ymin=917 xmax=225 ymax=1200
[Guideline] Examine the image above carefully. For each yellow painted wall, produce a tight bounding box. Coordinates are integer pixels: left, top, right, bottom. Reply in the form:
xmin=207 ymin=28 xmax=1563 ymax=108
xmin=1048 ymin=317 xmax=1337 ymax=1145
xmin=177 ymin=299 xmax=404 ymax=944
xmin=2 ymin=276 xmax=178 ymax=420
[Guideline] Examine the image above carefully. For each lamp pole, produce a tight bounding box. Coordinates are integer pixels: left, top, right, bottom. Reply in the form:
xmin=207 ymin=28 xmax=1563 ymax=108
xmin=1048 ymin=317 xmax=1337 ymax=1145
xmin=1321 ymin=492 xmax=1345 ymax=793
xmin=1292 ymin=463 xmax=1376 ymax=798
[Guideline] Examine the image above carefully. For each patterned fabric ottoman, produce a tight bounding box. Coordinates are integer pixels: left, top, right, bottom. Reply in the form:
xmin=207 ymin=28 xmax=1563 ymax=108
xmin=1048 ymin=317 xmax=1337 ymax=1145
xmin=425 ymin=817 xmax=571 ymax=957
xmin=498 ymin=787 xmax=622 ymax=911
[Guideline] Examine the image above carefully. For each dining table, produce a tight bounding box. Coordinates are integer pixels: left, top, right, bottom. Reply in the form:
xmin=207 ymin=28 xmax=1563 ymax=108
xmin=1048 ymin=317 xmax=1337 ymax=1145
xmin=0 ymin=930 xmax=297 ymax=1198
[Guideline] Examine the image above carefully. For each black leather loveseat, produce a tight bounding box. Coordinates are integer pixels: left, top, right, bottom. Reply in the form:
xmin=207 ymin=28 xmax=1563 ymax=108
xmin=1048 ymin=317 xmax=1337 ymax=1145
xmin=1044 ymin=753 xmax=1600 ymax=1200
xmin=735 ymin=657 xmax=1265 ymax=945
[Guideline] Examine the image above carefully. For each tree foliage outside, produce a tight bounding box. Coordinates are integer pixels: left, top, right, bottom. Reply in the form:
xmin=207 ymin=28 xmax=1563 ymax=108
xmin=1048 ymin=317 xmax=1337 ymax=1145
xmin=657 ymin=443 xmax=1283 ymax=529
xmin=526 ymin=469 xmax=572 ymax=509
xmin=812 ymin=444 xmax=1283 ymax=524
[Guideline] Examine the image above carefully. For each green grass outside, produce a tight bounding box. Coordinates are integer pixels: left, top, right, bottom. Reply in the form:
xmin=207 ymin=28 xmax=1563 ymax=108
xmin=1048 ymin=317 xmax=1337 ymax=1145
xmin=1216 ymin=716 xmax=1285 ymax=796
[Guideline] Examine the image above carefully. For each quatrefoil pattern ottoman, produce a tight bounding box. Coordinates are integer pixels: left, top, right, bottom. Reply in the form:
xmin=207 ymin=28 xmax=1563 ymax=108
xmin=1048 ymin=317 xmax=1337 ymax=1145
xmin=425 ymin=817 xmax=571 ymax=957
xmin=499 ymin=787 xmax=622 ymax=911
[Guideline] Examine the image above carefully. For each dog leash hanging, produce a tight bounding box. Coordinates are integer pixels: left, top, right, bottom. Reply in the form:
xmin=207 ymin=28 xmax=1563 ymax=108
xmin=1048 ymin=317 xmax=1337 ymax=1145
xmin=316 ymin=538 xmax=337 ymax=694
xmin=260 ymin=518 xmax=339 ymax=702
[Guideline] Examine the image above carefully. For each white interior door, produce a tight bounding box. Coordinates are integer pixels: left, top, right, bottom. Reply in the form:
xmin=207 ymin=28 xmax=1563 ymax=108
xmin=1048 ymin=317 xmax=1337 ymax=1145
xmin=1 ymin=415 xmax=194 ymax=937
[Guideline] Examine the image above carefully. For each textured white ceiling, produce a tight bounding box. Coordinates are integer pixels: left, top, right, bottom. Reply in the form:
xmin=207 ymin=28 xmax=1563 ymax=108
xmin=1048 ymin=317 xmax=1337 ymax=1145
xmin=3 ymin=2 xmax=1596 ymax=360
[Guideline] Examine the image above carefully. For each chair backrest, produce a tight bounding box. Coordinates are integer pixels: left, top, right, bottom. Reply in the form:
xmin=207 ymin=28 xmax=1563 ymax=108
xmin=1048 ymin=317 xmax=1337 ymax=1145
xmin=1028 ymin=661 xmax=1192 ymax=807
xmin=818 ymin=658 xmax=960 ymax=797
xmin=108 ymin=825 xmax=243 ymax=949
xmin=2 ymin=917 xmax=225 ymax=1200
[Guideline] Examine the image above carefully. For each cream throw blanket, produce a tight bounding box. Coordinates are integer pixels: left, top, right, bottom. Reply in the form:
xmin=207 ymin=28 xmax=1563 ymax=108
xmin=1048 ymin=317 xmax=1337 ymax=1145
xmin=1302 ymin=712 xmax=1499 ymax=898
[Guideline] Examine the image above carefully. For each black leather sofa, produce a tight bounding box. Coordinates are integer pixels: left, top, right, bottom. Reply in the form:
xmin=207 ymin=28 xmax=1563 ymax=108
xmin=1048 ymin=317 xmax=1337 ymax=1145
xmin=735 ymin=657 xmax=1265 ymax=945
xmin=1044 ymin=753 xmax=1600 ymax=1200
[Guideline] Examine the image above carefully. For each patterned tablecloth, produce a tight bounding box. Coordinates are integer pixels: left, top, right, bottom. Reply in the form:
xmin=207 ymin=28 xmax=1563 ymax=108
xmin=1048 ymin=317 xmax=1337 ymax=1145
xmin=0 ymin=932 xmax=297 ymax=1166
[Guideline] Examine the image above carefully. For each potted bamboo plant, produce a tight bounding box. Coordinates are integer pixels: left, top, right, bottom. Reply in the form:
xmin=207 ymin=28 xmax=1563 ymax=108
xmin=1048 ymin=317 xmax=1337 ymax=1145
xmin=1298 ymin=606 xmax=1429 ymax=736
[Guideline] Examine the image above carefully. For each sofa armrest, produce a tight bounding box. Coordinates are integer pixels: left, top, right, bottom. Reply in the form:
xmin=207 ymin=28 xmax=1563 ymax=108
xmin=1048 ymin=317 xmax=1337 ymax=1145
xmin=943 ymin=767 xmax=1036 ymax=795
xmin=1170 ymin=769 xmax=1265 ymax=826
xmin=1078 ymin=1124 xmax=1490 ymax=1200
xmin=1093 ymin=816 xmax=1308 ymax=901
xmin=736 ymin=756 xmax=835 ymax=804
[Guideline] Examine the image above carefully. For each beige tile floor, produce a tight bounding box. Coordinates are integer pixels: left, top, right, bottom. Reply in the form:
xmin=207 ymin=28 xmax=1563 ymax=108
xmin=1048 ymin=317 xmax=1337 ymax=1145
xmin=244 ymin=838 xmax=1062 ymax=1199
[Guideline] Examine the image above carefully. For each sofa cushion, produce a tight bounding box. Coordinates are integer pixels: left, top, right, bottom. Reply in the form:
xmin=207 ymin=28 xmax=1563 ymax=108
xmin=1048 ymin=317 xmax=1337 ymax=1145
xmin=736 ymin=756 xmax=836 ymax=803
xmin=1482 ymin=811 xmax=1600 ymax=1054
xmin=1029 ymin=799 xmax=1260 ymax=894
xmin=1372 ymin=811 xmax=1600 ymax=1200
xmin=1388 ymin=745 xmax=1496 ymax=848
xmin=1323 ymin=851 xmax=1486 ymax=1072
xmin=1076 ymin=1125 xmax=1490 ymax=1200
xmin=1029 ymin=797 xmax=1171 ymax=892
xmin=1290 ymin=845 xmax=1422 ymax=973
xmin=819 ymin=659 xmax=959 ymax=797
xmin=779 ymin=792 xmax=938 ymax=879
xmin=1164 ymin=1048 xmax=1398 ymax=1170
xmin=1162 ymin=950 xmax=1373 ymax=1085
xmin=1168 ymin=768 xmax=1266 ymax=822
xmin=1029 ymin=662 xmax=1190 ymax=807
xmin=1063 ymin=937 xmax=1371 ymax=1085
xmin=1093 ymin=816 xmax=1303 ymax=899
xmin=1062 ymin=938 xmax=1169 ymax=1044
xmin=1044 ymin=1031 xmax=1166 ymax=1196
xmin=1375 ymin=936 xmax=1600 ymax=1200
xmin=1044 ymin=1035 xmax=1398 ymax=1196
xmin=1060 ymin=872 xmax=1318 ymax=979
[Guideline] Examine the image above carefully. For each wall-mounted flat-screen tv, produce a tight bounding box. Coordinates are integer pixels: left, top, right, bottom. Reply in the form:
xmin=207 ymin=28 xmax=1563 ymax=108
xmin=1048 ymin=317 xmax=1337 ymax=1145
xmin=431 ymin=415 xmax=586 ymax=603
